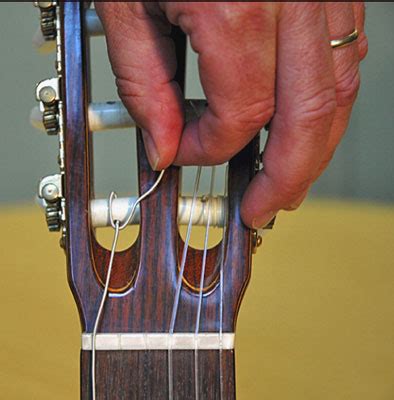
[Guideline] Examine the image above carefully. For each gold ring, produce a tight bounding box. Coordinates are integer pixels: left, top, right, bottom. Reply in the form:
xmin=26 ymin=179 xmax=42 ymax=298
xmin=330 ymin=28 xmax=359 ymax=49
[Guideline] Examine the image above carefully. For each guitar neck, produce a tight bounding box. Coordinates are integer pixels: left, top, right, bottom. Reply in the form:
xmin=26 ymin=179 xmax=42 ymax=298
xmin=81 ymin=350 xmax=236 ymax=399
xmin=30 ymin=2 xmax=259 ymax=399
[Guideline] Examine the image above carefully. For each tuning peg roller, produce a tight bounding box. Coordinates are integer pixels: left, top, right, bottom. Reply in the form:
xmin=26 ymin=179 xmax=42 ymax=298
xmin=31 ymin=99 xmax=207 ymax=133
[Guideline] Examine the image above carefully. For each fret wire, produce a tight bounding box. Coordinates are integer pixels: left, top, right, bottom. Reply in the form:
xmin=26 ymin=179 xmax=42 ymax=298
xmin=219 ymin=165 xmax=229 ymax=400
xmin=168 ymin=166 xmax=202 ymax=400
xmin=194 ymin=166 xmax=216 ymax=400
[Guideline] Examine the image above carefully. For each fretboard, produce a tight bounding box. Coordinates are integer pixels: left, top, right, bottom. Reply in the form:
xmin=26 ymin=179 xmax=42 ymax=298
xmin=81 ymin=349 xmax=236 ymax=400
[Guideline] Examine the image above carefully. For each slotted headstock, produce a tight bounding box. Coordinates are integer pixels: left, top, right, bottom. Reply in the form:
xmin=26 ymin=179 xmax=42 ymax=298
xmin=33 ymin=2 xmax=264 ymax=398
xmin=58 ymin=0 xmax=259 ymax=335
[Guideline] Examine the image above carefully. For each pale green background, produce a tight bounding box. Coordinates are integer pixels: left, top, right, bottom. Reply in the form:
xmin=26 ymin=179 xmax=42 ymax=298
xmin=0 ymin=3 xmax=394 ymax=400
xmin=0 ymin=3 xmax=394 ymax=203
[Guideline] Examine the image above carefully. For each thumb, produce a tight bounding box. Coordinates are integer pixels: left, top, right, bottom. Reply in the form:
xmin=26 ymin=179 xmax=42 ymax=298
xmin=95 ymin=2 xmax=183 ymax=169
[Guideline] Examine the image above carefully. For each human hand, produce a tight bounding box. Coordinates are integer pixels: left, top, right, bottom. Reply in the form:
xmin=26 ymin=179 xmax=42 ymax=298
xmin=95 ymin=2 xmax=367 ymax=229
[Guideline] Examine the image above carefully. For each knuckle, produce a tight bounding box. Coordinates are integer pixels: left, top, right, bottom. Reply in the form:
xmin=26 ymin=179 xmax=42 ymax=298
xmin=217 ymin=4 xmax=264 ymax=30
xmin=358 ymin=33 xmax=369 ymax=61
xmin=335 ymin=68 xmax=360 ymax=107
xmin=225 ymin=98 xmax=275 ymax=134
xmin=160 ymin=3 xmax=199 ymax=33
xmin=198 ymin=97 xmax=275 ymax=163
xmin=115 ymin=77 xmax=145 ymax=100
xmin=198 ymin=139 xmax=229 ymax=164
xmin=298 ymin=87 xmax=337 ymax=126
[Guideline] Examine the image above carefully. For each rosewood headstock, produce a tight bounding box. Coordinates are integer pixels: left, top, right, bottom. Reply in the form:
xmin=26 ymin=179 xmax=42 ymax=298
xmin=33 ymin=2 xmax=266 ymax=398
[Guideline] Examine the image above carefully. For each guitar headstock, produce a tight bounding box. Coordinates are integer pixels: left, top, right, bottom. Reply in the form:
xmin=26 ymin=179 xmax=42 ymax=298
xmin=32 ymin=2 xmax=269 ymax=397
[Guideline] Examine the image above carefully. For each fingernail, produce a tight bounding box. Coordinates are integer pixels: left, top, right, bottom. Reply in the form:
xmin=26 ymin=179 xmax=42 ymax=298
xmin=252 ymin=211 xmax=277 ymax=230
xmin=141 ymin=128 xmax=160 ymax=170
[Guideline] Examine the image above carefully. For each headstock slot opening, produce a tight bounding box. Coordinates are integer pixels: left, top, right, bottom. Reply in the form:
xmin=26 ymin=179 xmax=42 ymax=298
xmin=84 ymin=7 xmax=143 ymax=293
xmin=61 ymin=2 xmax=257 ymax=334
xmin=178 ymin=165 xmax=228 ymax=295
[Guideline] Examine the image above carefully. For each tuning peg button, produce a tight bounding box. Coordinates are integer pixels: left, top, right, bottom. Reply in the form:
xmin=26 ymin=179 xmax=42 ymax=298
xmin=38 ymin=174 xmax=63 ymax=202
xmin=36 ymin=78 xmax=60 ymax=105
xmin=41 ymin=182 xmax=59 ymax=202
xmin=38 ymin=86 xmax=57 ymax=105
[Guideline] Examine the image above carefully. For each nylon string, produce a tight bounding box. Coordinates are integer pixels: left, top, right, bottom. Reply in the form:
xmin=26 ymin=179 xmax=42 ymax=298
xmin=91 ymin=170 xmax=165 ymax=400
xmin=168 ymin=166 xmax=202 ymax=400
xmin=219 ymin=165 xmax=229 ymax=400
xmin=194 ymin=166 xmax=216 ymax=400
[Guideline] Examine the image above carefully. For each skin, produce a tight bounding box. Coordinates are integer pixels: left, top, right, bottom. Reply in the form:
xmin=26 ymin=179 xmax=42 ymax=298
xmin=95 ymin=2 xmax=368 ymax=229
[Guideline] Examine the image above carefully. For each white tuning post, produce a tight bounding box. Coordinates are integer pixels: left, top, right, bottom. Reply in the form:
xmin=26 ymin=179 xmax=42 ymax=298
xmin=36 ymin=194 xmax=226 ymax=227
xmin=33 ymin=9 xmax=103 ymax=53
xmin=30 ymin=101 xmax=135 ymax=133
xmin=87 ymin=101 xmax=135 ymax=131
xmin=85 ymin=9 xmax=104 ymax=37
xmin=31 ymin=100 xmax=207 ymax=133
xmin=30 ymin=106 xmax=46 ymax=131
xmin=91 ymin=195 xmax=226 ymax=228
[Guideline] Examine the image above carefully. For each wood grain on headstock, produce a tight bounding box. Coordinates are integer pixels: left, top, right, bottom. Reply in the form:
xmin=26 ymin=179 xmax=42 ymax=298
xmin=61 ymin=2 xmax=258 ymax=398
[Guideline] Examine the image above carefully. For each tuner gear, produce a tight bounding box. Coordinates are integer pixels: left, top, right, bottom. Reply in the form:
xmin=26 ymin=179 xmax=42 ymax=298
xmin=34 ymin=2 xmax=57 ymax=41
xmin=45 ymin=203 xmax=61 ymax=232
xmin=42 ymin=104 xmax=59 ymax=135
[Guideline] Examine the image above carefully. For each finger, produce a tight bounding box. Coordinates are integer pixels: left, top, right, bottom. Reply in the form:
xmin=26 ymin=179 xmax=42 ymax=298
xmin=241 ymin=3 xmax=337 ymax=228
xmin=352 ymin=2 xmax=368 ymax=60
xmin=314 ymin=3 xmax=360 ymax=179
xmin=160 ymin=3 xmax=278 ymax=165
xmin=95 ymin=2 xmax=183 ymax=169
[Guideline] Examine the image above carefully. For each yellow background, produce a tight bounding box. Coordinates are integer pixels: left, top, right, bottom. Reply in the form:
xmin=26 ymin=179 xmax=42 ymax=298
xmin=1 ymin=200 xmax=393 ymax=399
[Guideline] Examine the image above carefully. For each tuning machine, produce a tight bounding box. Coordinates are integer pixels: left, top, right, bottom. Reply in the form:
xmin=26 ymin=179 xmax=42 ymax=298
xmin=35 ymin=77 xmax=61 ymax=136
xmin=33 ymin=1 xmax=57 ymax=41
xmin=37 ymin=173 xmax=65 ymax=232
xmin=33 ymin=2 xmax=66 ymax=248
